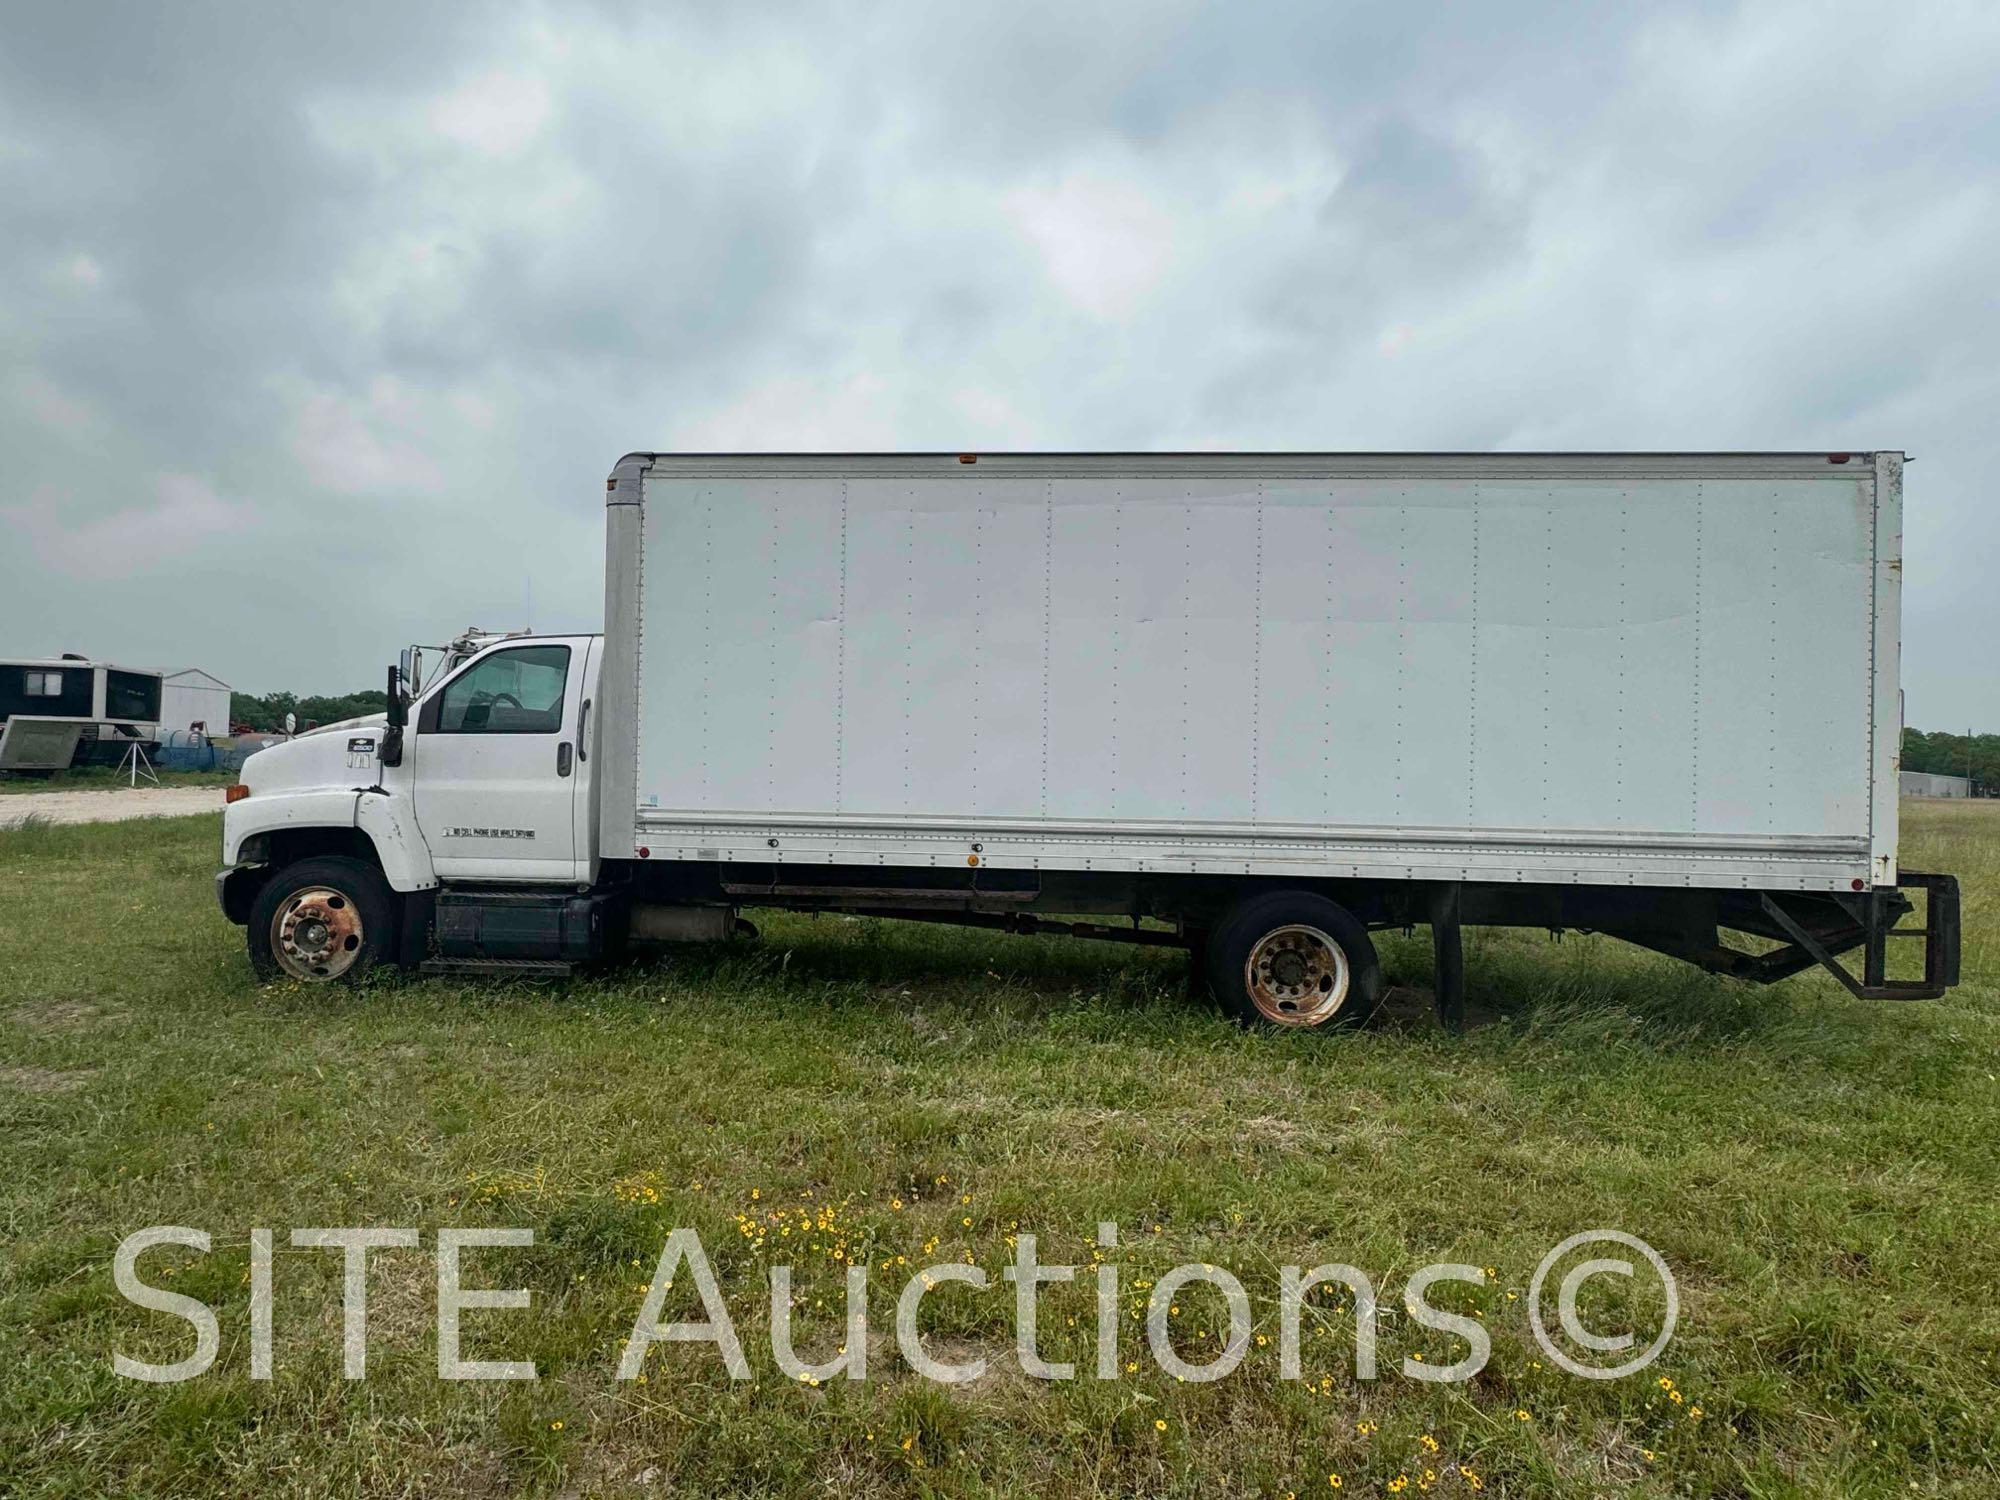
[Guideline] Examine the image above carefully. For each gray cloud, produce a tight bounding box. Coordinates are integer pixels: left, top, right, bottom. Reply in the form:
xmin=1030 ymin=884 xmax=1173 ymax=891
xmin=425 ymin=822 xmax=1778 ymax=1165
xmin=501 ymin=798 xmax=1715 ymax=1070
xmin=1 ymin=0 xmax=1995 ymax=727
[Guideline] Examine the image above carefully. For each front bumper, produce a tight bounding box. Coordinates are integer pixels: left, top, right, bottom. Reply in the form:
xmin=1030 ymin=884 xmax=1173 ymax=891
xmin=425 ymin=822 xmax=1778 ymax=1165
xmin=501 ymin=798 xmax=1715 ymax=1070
xmin=215 ymin=864 xmax=269 ymax=926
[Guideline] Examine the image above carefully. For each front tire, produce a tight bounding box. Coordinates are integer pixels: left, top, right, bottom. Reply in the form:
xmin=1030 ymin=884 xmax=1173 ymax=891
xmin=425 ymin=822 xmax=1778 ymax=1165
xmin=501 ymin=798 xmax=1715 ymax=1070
xmin=1207 ymin=890 xmax=1380 ymax=1029
xmin=247 ymin=856 xmax=397 ymax=984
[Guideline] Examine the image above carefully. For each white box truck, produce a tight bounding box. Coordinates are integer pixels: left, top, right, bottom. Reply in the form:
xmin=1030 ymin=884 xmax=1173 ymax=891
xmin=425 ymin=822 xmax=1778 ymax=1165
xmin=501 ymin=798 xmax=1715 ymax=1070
xmin=217 ymin=452 xmax=1959 ymax=1024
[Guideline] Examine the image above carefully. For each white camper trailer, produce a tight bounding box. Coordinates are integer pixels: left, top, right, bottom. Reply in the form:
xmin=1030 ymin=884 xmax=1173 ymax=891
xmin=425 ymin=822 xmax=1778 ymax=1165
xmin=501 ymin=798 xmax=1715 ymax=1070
xmin=0 ymin=656 xmax=164 ymax=771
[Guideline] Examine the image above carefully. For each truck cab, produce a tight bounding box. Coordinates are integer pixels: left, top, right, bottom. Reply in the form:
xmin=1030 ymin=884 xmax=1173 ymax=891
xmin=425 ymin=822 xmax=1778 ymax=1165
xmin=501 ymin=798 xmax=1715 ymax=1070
xmin=218 ymin=633 xmax=611 ymax=980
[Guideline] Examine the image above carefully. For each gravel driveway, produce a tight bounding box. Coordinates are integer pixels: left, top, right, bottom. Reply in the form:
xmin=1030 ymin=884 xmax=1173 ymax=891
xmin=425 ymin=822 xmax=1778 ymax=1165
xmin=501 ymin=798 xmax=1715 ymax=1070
xmin=0 ymin=786 xmax=227 ymax=827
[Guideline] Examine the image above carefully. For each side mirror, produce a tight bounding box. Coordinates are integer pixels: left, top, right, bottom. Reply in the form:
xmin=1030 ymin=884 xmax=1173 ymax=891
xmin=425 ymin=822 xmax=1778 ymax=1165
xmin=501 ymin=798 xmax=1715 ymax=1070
xmin=283 ymin=712 xmax=296 ymax=736
xmin=398 ymin=647 xmax=417 ymax=696
xmin=381 ymin=664 xmax=406 ymax=767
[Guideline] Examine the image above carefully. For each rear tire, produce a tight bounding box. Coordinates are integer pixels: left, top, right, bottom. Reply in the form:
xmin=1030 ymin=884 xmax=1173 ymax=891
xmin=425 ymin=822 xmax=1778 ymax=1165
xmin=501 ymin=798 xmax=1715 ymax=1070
xmin=1207 ymin=890 xmax=1380 ymax=1029
xmin=247 ymin=856 xmax=397 ymax=984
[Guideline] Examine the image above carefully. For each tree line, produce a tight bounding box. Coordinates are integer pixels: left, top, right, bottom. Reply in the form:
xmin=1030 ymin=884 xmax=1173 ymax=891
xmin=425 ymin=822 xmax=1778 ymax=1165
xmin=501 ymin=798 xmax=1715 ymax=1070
xmin=228 ymin=690 xmax=387 ymax=733
xmin=1901 ymin=728 xmax=1997 ymax=792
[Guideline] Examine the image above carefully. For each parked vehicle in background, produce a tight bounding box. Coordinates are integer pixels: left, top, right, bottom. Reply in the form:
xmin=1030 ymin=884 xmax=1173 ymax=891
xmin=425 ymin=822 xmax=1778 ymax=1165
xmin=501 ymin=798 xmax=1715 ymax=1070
xmin=214 ymin=452 xmax=1960 ymax=1023
xmin=0 ymin=655 xmax=162 ymax=772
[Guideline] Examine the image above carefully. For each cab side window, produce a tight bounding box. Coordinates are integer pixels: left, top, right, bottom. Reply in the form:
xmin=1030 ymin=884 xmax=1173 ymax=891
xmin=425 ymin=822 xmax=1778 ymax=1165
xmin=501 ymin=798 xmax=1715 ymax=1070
xmin=431 ymin=646 xmax=571 ymax=734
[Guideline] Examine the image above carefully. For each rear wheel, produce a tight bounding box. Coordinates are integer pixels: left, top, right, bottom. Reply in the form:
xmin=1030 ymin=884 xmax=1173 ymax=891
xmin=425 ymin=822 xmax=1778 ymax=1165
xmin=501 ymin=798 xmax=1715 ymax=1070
xmin=1207 ymin=890 xmax=1380 ymax=1029
xmin=247 ymin=856 xmax=396 ymax=984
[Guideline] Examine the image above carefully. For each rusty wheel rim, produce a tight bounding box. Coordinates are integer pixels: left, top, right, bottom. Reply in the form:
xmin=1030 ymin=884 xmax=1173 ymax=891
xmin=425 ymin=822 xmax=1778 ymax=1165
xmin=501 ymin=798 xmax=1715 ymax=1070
xmin=270 ymin=886 xmax=365 ymax=981
xmin=1244 ymin=924 xmax=1350 ymax=1025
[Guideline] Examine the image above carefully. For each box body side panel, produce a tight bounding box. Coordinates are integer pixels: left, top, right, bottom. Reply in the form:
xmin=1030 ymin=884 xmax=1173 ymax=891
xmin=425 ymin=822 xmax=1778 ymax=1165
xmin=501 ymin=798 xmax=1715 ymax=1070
xmin=623 ymin=456 xmax=1881 ymax=890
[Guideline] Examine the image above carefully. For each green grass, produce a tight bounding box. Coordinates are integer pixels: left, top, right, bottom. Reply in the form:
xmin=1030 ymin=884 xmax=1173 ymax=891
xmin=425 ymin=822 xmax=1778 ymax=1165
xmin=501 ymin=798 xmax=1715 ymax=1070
xmin=0 ymin=767 xmax=237 ymax=794
xmin=1 ymin=803 xmax=1996 ymax=1497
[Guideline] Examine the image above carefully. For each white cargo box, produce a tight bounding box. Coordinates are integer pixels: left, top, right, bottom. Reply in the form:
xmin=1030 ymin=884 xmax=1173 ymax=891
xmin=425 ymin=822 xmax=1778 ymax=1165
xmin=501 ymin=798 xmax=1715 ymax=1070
xmin=601 ymin=453 xmax=1902 ymax=893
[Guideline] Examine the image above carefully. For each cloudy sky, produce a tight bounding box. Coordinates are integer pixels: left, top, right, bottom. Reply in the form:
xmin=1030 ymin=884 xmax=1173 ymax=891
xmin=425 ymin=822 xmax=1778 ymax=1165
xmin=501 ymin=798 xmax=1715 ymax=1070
xmin=2 ymin=1 xmax=1996 ymax=725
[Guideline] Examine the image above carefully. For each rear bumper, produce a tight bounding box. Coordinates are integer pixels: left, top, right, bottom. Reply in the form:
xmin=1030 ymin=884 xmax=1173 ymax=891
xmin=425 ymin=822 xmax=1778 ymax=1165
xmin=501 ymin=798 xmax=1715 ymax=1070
xmin=215 ymin=864 xmax=269 ymax=926
xmin=1756 ymin=871 xmax=1961 ymax=1000
xmin=1872 ymin=871 xmax=1960 ymax=997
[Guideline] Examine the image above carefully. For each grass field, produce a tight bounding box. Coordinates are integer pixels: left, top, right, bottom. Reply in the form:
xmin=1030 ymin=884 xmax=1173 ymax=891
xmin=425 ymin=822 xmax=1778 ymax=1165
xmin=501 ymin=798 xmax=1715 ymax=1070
xmin=2 ymin=803 xmax=1996 ymax=1497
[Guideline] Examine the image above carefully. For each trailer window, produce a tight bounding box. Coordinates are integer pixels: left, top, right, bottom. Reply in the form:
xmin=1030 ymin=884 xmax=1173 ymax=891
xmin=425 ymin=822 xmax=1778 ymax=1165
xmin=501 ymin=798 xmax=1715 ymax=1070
xmin=105 ymin=670 xmax=162 ymax=723
xmin=1 ymin=667 xmax=93 ymax=719
xmin=433 ymin=645 xmax=570 ymax=734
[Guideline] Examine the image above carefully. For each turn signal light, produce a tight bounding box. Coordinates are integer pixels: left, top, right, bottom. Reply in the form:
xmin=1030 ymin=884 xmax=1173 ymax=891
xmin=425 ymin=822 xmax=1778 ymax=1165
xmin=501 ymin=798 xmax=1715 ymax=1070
xmin=225 ymin=784 xmax=250 ymax=803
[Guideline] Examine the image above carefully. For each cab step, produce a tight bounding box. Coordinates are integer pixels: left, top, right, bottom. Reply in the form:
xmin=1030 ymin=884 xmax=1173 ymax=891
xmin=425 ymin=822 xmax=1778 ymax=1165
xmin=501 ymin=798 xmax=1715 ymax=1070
xmin=419 ymin=957 xmax=575 ymax=979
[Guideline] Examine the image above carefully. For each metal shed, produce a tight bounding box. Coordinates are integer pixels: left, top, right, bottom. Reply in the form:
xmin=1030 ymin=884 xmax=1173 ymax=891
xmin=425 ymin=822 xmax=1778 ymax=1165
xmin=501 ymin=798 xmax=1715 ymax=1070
xmin=160 ymin=668 xmax=232 ymax=738
xmin=1899 ymin=770 xmax=1970 ymax=798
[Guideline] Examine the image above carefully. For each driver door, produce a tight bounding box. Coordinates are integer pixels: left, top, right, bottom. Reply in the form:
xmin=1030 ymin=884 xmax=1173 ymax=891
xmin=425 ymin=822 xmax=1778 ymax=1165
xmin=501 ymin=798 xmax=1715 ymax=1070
xmin=411 ymin=640 xmax=585 ymax=881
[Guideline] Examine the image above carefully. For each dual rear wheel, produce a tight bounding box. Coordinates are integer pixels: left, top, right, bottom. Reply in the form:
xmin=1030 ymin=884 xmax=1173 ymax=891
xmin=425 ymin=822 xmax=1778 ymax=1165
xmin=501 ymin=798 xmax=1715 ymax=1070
xmin=1201 ymin=890 xmax=1382 ymax=1030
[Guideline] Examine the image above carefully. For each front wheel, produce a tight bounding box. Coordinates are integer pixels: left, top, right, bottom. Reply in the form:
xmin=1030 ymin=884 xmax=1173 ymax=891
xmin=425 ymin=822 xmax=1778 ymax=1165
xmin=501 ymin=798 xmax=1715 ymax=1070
xmin=1206 ymin=891 xmax=1381 ymax=1029
xmin=247 ymin=856 xmax=397 ymax=984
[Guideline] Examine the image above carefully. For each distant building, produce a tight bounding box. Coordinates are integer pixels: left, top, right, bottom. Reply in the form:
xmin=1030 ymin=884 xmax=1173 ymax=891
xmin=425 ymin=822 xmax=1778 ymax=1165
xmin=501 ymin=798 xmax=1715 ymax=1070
xmin=160 ymin=667 xmax=232 ymax=738
xmin=1900 ymin=770 xmax=1970 ymax=798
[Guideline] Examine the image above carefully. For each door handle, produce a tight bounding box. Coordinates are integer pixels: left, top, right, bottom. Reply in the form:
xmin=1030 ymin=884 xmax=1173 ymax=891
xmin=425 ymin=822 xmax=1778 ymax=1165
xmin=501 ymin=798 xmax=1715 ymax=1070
xmin=557 ymin=742 xmax=573 ymax=777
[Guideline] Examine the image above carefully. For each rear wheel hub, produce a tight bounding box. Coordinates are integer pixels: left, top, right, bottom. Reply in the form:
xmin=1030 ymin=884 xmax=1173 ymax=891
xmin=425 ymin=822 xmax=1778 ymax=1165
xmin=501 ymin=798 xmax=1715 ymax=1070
xmin=1244 ymin=924 xmax=1350 ymax=1025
